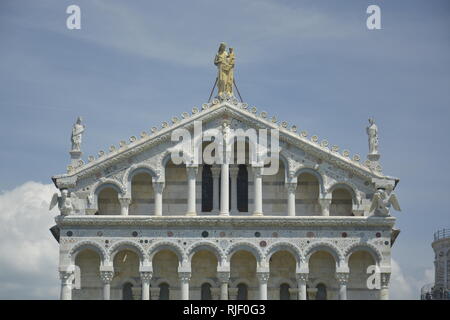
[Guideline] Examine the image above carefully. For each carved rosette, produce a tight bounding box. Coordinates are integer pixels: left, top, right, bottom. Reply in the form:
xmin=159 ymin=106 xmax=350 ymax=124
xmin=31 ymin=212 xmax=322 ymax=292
xmin=335 ymin=272 xmax=349 ymax=285
xmin=100 ymin=271 xmax=114 ymax=284
xmin=256 ymin=272 xmax=270 ymax=284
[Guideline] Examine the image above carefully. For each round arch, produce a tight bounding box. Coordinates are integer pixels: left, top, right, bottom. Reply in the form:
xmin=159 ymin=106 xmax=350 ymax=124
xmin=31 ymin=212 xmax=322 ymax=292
xmin=265 ymin=242 xmax=303 ymax=266
xmin=304 ymin=242 xmax=343 ymax=266
xmin=294 ymin=167 xmax=325 ymax=194
xmin=186 ymin=241 xmax=226 ymax=265
xmin=226 ymin=242 xmax=264 ymax=264
xmin=93 ymin=180 xmax=125 ymax=197
xmin=327 ymin=182 xmax=359 ymax=204
xmin=148 ymin=241 xmax=186 ymax=263
xmin=69 ymin=241 xmax=108 ymax=264
xmin=344 ymin=243 xmax=383 ymax=265
xmin=109 ymin=240 xmax=147 ymax=263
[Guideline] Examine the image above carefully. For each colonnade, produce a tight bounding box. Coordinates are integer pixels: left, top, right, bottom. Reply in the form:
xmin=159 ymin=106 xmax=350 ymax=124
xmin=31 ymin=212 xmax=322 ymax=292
xmin=59 ymin=263 xmax=391 ymax=300
xmin=111 ymin=164 xmax=346 ymax=217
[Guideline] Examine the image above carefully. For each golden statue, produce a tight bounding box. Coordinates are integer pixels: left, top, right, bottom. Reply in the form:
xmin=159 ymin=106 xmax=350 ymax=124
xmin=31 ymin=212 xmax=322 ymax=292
xmin=214 ymin=43 xmax=235 ymax=96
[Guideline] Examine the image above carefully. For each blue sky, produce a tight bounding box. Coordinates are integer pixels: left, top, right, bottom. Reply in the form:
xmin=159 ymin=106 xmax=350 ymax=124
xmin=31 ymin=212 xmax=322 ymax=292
xmin=0 ymin=0 xmax=449 ymax=299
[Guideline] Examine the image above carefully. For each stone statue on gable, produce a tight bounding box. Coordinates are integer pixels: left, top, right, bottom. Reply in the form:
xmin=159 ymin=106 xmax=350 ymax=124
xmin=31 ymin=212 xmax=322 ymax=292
xmin=49 ymin=189 xmax=78 ymax=216
xmin=369 ymin=185 xmax=401 ymax=216
xmin=71 ymin=117 xmax=85 ymax=151
xmin=366 ymin=118 xmax=378 ymax=156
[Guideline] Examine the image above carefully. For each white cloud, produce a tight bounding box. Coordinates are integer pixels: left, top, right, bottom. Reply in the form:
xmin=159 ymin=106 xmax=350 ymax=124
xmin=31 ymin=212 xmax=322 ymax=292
xmin=390 ymin=258 xmax=434 ymax=300
xmin=0 ymin=181 xmax=60 ymax=299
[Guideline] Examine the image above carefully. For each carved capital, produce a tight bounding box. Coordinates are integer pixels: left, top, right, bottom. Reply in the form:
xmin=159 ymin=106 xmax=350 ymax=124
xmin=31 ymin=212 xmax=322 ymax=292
xmin=153 ymin=182 xmax=165 ymax=194
xmin=296 ymin=273 xmax=309 ymax=283
xmin=100 ymin=271 xmax=114 ymax=284
xmin=140 ymin=271 xmax=153 ymax=282
xmin=252 ymin=166 xmax=263 ymax=178
xmin=186 ymin=166 xmax=198 ymax=179
xmin=211 ymin=166 xmax=221 ymax=179
xmin=286 ymin=182 xmax=297 ymax=193
xmin=256 ymin=272 xmax=270 ymax=284
xmin=118 ymin=197 xmax=131 ymax=207
xmin=59 ymin=271 xmax=74 ymax=285
xmin=229 ymin=166 xmax=240 ymax=178
xmin=178 ymin=272 xmax=191 ymax=282
xmin=335 ymin=272 xmax=349 ymax=285
xmin=217 ymin=272 xmax=230 ymax=283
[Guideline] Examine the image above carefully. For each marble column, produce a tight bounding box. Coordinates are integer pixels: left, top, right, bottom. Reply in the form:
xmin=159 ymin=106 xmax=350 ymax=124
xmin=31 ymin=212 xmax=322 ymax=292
xmin=217 ymin=272 xmax=230 ymax=300
xmin=252 ymin=166 xmax=263 ymax=216
xmin=230 ymin=166 xmax=239 ymax=214
xmin=179 ymin=272 xmax=191 ymax=300
xmin=318 ymin=198 xmax=331 ymax=216
xmin=100 ymin=271 xmax=114 ymax=300
xmin=59 ymin=271 xmax=74 ymax=300
xmin=118 ymin=197 xmax=131 ymax=216
xmin=336 ymin=272 xmax=349 ymax=300
xmin=211 ymin=166 xmax=221 ymax=213
xmin=256 ymin=272 xmax=270 ymax=300
xmin=186 ymin=166 xmax=198 ymax=216
xmin=140 ymin=272 xmax=152 ymax=300
xmin=380 ymin=273 xmax=390 ymax=300
xmin=286 ymin=182 xmax=297 ymax=217
xmin=153 ymin=182 xmax=165 ymax=216
xmin=220 ymin=162 xmax=230 ymax=216
xmin=296 ymin=273 xmax=308 ymax=300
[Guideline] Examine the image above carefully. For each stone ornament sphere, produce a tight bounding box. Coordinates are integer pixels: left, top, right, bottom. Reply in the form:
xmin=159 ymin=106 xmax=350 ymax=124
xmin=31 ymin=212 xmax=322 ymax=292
xmin=202 ymin=103 xmax=208 ymax=110
xmin=98 ymin=150 xmax=105 ymax=157
xmin=182 ymin=112 xmax=190 ymax=119
xmin=119 ymin=141 xmax=127 ymax=147
xmin=109 ymin=145 xmax=116 ymax=152
xmin=281 ymin=121 xmax=288 ymax=128
xmin=172 ymin=117 xmax=179 ymax=124
xmin=342 ymin=150 xmax=350 ymax=157
xmin=88 ymin=156 xmax=95 ymax=162
xmin=271 ymin=116 xmax=277 ymax=123
xmin=140 ymin=131 xmax=148 ymax=138
xmin=353 ymin=154 xmax=361 ymax=161
xmin=129 ymin=136 xmax=137 ymax=143
xmin=192 ymin=107 xmax=199 ymax=114
xmin=291 ymin=125 xmax=297 ymax=132
xmin=162 ymin=122 xmax=169 ymax=128
xmin=331 ymin=145 xmax=339 ymax=152
xmin=151 ymin=127 xmax=158 ymax=133
xmin=311 ymin=135 xmax=319 ymax=142
xmin=251 ymin=107 xmax=257 ymax=114
xmin=212 ymin=99 xmax=220 ymax=105
xmin=301 ymin=131 xmax=308 ymax=137
xmin=321 ymin=140 xmax=329 ymax=147
xmin=260 ymin=111 xmax=267 ymax=118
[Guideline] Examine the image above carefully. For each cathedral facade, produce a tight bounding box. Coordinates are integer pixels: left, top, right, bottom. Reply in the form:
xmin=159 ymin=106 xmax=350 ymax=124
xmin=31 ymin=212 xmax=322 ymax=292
xmin=51 ymin=46 xmax=401 ymax=300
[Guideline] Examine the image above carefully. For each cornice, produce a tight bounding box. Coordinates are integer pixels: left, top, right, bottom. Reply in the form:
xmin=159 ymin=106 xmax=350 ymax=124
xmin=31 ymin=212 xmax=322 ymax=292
xmin=56 ymin=215 xmax=396 ymax=229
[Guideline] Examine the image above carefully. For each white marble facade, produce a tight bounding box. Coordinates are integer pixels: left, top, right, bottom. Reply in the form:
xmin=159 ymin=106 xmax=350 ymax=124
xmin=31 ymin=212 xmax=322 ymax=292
xmin=52 ymin=95 xmax=400 ymax=300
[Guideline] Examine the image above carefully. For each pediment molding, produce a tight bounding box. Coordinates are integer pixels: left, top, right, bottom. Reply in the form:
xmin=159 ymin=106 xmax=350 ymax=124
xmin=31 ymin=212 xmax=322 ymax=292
xmin=53 ymin=100 xmax=393 ymax=188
